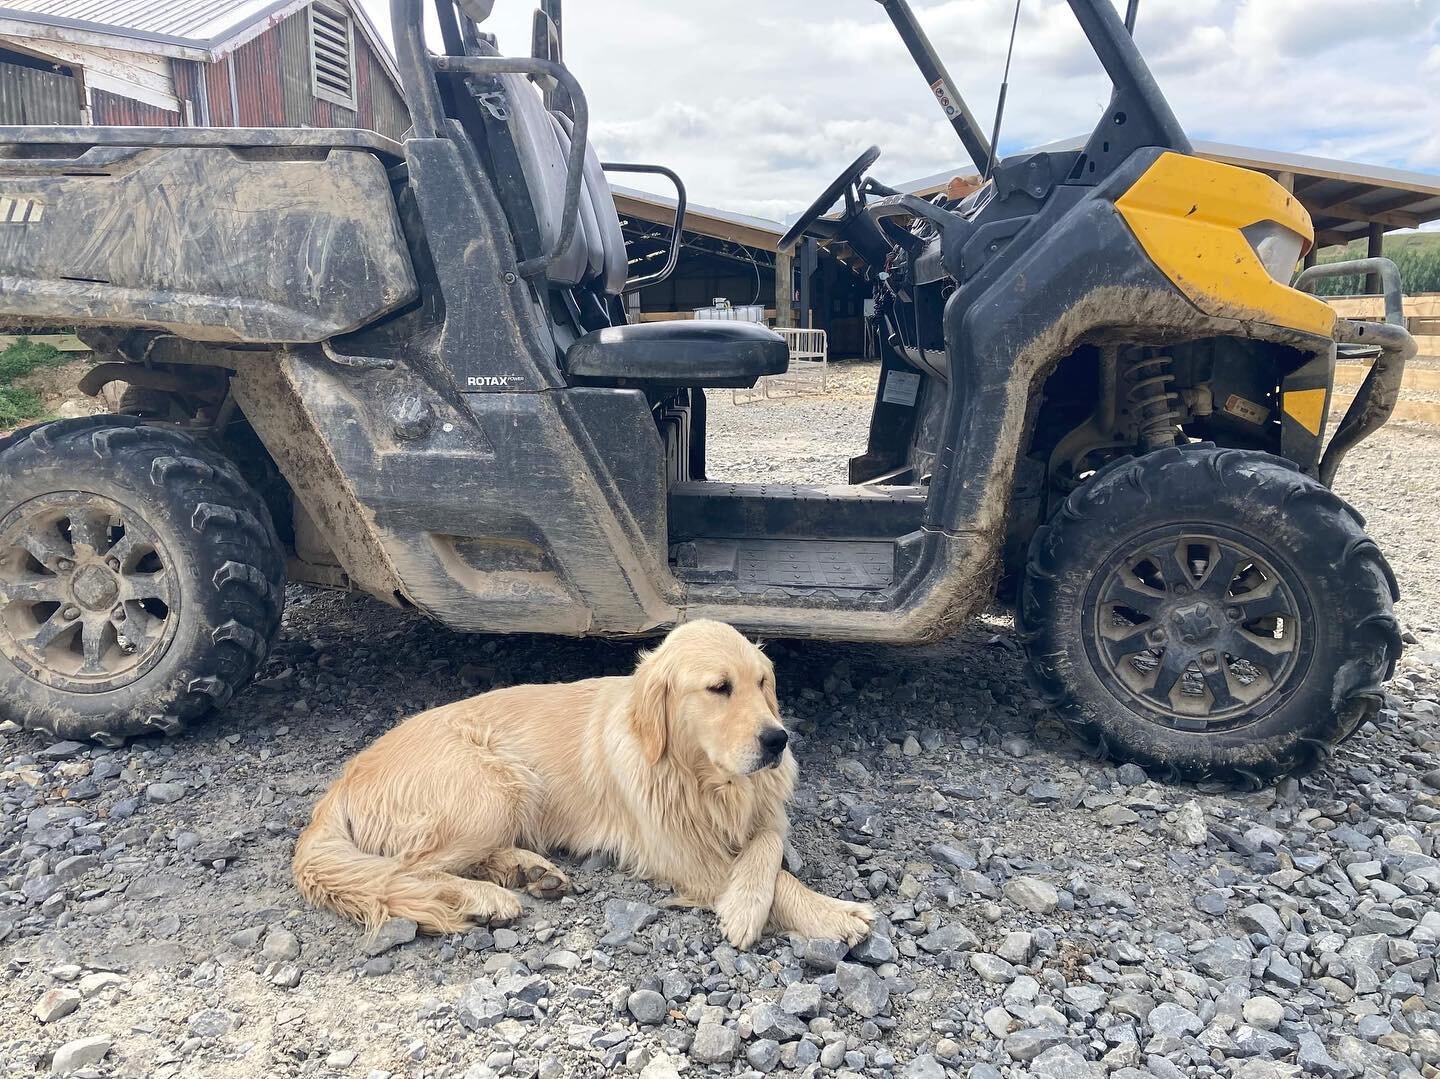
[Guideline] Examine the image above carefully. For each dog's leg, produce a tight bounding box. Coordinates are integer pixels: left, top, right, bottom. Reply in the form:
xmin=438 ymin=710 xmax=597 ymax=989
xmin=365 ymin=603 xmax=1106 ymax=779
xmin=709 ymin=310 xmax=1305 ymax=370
xmin=713 ymin=832 xmax=783 ymax=949
xmin=770 ymin=871 xmax=875 ymax=945
xmin=483 ymin=848 xmax=573 ymax=900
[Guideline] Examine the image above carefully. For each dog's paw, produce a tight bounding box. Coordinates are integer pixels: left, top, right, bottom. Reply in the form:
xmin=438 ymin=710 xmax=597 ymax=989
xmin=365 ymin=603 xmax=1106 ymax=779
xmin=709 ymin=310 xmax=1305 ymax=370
xmin=835 ymin=900 xmax=877 ymax=946
xmin=808 ymin=898 xmax=875 ymax=946
xmin=523 ymin=864 xmax=572 ymax=901
xmin=479 ymin=888 xmax=524 ymax=926
xmin=716 ymin=888 xmax=769 ymax=951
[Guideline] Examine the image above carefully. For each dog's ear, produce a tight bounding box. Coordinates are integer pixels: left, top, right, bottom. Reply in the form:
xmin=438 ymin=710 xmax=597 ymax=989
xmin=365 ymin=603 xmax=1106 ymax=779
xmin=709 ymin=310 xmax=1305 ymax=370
xmin=630 ymin=648 xmax=669 ymax=765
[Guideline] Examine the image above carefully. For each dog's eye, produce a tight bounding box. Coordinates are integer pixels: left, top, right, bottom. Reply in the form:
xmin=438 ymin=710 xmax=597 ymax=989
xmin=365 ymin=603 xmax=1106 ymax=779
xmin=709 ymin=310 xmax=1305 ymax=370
xmin=708 ymin=680 xmax=732 ymax=696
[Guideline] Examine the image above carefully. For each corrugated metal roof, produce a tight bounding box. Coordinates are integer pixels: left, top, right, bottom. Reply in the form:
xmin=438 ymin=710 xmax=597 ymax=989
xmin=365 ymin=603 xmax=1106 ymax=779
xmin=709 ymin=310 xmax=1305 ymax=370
xmin=901 ymin=136 xmax=1440 ymax=245
xmin=0 ymin=0 xmax=294 ymax=48
xmin=0 ymin=0 xmax=401 ymax=88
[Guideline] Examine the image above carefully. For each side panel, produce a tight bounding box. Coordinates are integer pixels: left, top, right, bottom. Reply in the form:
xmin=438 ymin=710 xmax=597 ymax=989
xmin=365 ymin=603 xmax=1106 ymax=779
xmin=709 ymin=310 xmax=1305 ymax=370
xmin=0 ymin=145 xmax=417 ymax=342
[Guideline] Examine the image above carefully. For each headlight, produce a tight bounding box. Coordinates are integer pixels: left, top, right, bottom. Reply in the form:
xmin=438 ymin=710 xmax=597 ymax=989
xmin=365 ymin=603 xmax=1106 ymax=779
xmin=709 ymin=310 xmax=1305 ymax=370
xmin=1242 ymin=221 xmax=1307 ymax=285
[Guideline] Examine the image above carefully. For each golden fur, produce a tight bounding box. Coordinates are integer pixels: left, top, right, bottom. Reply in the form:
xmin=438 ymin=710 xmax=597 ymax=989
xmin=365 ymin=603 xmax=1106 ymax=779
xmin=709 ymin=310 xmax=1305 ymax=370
xmin=293 ymin=620 xmax=875 ymax=948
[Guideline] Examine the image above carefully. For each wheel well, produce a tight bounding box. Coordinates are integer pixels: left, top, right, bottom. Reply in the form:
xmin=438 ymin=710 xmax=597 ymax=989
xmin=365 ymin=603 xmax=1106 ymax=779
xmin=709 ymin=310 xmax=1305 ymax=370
xmin=1000 ymin=334 xmax=1317 ymax=590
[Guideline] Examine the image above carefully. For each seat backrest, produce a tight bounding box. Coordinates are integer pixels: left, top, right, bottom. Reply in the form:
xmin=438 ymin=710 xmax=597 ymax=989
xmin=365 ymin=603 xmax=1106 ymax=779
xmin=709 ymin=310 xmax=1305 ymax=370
xmin=498 ymin=74 xmax=628 ymax=297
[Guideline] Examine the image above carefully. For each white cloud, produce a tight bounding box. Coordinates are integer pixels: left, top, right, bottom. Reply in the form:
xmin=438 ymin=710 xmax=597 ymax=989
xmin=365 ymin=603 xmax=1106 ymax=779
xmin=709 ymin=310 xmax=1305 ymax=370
xmin=358 ymin=0 xmax=1440 ymax=219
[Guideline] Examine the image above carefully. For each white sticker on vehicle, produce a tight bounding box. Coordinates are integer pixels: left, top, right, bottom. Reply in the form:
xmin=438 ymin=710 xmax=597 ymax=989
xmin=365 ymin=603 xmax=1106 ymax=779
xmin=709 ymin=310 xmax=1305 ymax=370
xmin=929 ymin=78 xmax=965 ymax=121
xmin=882 ymin=371 xmax=922 ymax=407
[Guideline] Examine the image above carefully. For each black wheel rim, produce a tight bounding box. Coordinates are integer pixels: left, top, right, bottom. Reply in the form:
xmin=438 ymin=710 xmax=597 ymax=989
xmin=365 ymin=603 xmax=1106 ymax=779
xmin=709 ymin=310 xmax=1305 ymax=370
xmin=1085 ymin=528 xmax=1308 ymax=733
xmin=0 ymin=493 xmax=180 ymax=693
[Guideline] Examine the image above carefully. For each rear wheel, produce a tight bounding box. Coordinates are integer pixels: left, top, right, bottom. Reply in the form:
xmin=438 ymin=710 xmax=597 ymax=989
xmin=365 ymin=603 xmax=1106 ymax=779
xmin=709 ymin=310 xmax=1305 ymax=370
xmin=1020 ymin=444 xmax=1400 ymax=786
xmin=0 ymin=417 xmax=285 ymax=744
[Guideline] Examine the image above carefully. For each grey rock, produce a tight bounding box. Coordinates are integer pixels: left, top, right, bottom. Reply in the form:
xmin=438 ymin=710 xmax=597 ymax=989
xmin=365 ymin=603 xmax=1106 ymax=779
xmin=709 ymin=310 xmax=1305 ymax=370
xmin=799 ymin=937 xmax=850 ymax=970
xmin=38 ymin=741 xmax=86 ymax=761
xmin=919 ymin=922 xmax=979 ymax=954
xmin=1242 ymin=996 xmax=1284 ymax=1032
xmin=50 ymin=1036 xmax=112 ymax=1077
xmin=835 ymin=961 xmax=889 ymax=1018
xmin=1238 ymin=903 xmax=1287 ymax=942
xmin=750 ymin=1002 xmax=806 ymax=1041
xmin=779 ymin=982 xmax=822 ymax=1019
xmin=1148 ymin=1002 xmax=1203 ymax=1039
xmin=690 ymin=1023 xmax=739 ymax=1064
xmin=1193 ymin=937 xmax=1253 ymax=980
xmin=1233 ymin=1024 xmax=1291 ymax=1059
xmin=1029 ymin=1044 xmax=1104 ymax=1079
xmin=601 ymin=899 xmax=659 ymax=944
xmin=968 ymin=952 xmax=1016 ymax=983
xmin=364 ymin=918 xmax=417 ymax=956
xmin=1004 ymin=1027 xmax=1080 ymax=1063
xmin=627 ymin=989 xmax=667 ymax=1025
xmin=849 ymin=931 xmax=897 ymax=964
xmin=145 ymin=782 xmax=185 ymax=804
xmin=900 ymin=1055 xmax=946 ymax=1079
xmin=1170 ymin=801 xmax=1209 ymax=845
xmin=746 ymin=1038 xmax=782 ymax=1072
xmin=187 ymin=1009 xmax=236 ymax=1038
xmin=261 ymin=928 xmax=300 ymax=961
xmin=1002 ymin=876 xmax=1059 ymax=914
xmin=34 ymin=988 xmax=81 ymax=1023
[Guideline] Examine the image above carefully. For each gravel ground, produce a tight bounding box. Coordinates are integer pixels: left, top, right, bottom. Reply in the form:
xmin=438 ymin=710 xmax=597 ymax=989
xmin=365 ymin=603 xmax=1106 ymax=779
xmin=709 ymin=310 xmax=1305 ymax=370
xmin=3 ymin=364 xmax=1440 ymax=1079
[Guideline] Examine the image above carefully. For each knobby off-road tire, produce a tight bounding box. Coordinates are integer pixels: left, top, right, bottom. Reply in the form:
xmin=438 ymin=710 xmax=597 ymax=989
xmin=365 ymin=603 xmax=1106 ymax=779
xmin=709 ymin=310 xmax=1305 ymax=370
xmin=1020 ymin=444 xmax=1400 ymax=787
xmin=0 ymin=416 xmax=285 ymax=744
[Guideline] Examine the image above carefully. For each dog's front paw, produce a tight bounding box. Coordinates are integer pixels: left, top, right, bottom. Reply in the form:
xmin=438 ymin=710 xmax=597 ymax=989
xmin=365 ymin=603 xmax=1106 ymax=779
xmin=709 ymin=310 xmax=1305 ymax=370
xmin=715 ymin=887 xmax=770 ymax=950
xmin=807 ymin=898 xmax=875 ymax=946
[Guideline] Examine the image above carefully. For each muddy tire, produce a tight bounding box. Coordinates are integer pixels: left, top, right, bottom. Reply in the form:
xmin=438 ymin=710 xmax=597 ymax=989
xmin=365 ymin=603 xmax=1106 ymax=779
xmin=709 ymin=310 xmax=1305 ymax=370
xmin=0 ymin=416 xmax=285 ymax=744
xmin=1020 ymin=444 xmax=1400 ymax=787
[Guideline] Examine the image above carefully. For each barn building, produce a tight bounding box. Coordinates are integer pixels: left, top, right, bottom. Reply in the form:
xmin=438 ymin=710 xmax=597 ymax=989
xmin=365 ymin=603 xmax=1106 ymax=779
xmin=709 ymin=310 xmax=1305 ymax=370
xmin=0 ymin=0 xmax=407 ymax=139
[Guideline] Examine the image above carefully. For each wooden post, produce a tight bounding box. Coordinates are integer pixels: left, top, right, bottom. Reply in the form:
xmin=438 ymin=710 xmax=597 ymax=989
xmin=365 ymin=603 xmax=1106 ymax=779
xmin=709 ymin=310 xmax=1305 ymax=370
xmin=1366 ymin=222 xmax=1384 ymax=295
xmin=774 ymin=247 xmax=794 ymax=328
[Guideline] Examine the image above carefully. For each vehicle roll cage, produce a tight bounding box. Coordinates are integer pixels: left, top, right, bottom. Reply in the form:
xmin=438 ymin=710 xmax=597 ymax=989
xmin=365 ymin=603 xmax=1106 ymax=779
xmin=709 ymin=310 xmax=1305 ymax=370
xmin=390 ymin=0 xmax=1190 ymax=208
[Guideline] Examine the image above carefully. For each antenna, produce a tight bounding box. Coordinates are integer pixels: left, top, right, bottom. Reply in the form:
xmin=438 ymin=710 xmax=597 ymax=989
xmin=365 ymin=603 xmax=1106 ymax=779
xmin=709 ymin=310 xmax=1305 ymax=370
xmin=984 ymin=0 xmax=1023 ymax=180
xmin=1124 ymin=0 xmax=1140 ymax=34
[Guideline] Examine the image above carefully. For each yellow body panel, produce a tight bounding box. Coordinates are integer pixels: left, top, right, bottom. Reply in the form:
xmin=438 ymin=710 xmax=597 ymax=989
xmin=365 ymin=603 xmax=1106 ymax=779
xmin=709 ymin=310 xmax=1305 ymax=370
xmin=1116 ymin=153 xmax=1336 ymax=338
xmin=1283 ymin=388 xmax=1328 ymax=436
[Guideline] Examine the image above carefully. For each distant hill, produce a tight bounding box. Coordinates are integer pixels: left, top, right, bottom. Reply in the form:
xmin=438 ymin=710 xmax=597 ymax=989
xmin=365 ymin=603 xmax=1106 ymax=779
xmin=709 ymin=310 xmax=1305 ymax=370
xmin=1312 ymin=232 xmax=1440 ymax=295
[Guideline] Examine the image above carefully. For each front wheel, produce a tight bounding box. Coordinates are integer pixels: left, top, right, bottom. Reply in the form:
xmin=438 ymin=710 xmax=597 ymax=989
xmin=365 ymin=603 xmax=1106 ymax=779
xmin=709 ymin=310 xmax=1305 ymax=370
xmin=1020 ymin=444 xmax=1400 ymax=787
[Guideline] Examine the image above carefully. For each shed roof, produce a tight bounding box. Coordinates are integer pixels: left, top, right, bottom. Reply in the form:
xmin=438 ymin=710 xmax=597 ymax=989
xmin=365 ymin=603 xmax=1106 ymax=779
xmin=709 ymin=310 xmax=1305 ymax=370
xmin=902 ymin=137 xmax=1440 ymax=249
xmin=0 ymin=0 xmax=400 ymax=84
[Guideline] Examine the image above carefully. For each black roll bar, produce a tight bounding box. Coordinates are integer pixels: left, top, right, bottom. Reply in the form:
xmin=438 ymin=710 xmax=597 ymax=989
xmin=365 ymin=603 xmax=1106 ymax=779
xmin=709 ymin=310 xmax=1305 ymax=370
xmin=872 ymin=0 xmax=991 ymax=175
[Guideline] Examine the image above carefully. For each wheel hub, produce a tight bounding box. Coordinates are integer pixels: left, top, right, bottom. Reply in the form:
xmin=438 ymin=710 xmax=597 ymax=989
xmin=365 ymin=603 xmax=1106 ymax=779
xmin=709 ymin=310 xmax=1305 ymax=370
xmin=0 ymin=493 xmax=179 ymax=693
xmin=1169 ymin=601 xmax=1220 ymax=645
xmin=1088 ymin=530 xmax=1306 ymax=732
xmin=70 ymin=563 xmax=120 ymax=611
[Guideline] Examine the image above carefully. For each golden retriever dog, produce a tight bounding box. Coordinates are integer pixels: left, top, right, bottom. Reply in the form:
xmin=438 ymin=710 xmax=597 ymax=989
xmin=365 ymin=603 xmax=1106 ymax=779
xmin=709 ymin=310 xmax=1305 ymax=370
xmin=293 ymin=620 xmax=875 ymax=949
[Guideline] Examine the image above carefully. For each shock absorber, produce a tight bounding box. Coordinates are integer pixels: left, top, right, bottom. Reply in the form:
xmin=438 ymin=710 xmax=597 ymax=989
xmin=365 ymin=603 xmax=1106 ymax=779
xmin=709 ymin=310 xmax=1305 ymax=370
xmin=1125 ymin=351 xmax=1181 ymax=450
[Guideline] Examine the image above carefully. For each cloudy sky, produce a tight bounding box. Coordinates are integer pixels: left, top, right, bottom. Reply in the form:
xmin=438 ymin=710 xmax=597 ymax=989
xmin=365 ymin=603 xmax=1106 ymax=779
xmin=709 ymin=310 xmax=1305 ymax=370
xmin=357 ymin=0 xmax=1440 ymax=222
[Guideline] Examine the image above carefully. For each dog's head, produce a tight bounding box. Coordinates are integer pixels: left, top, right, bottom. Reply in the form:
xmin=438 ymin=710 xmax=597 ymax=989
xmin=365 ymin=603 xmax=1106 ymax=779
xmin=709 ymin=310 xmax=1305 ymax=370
xmin=630 ymin=620 xmax=787 ymax=777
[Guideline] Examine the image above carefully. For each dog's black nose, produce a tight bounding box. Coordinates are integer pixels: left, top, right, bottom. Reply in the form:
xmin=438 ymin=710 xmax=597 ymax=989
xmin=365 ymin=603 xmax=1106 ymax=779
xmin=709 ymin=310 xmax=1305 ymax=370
xmin=759 ymin=727 xmax=789 ymax=758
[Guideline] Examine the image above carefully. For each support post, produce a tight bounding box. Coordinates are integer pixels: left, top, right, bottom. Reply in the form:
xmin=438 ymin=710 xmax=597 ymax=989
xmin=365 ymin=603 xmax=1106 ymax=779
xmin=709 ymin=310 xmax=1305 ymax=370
xmin=798 ymin=239 xmax=818 ymax=330
xmin=1366 ymin=222 xmax=1384 ymax=295
xmin=774 ymin=247 xmax=794 ymax=328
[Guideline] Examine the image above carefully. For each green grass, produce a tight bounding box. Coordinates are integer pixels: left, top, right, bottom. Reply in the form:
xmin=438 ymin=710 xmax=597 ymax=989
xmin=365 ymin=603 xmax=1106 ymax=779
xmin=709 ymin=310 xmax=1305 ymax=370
xmin=1310 ymin=232 xmax=1440 ymax=296
xmin=0 ymin=336 xmax=67 ymax=428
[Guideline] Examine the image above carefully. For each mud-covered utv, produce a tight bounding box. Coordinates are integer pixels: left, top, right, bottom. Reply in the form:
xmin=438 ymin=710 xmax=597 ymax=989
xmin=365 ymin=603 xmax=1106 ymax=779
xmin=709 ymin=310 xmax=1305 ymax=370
xmin=0 ymin=0 xmax=1412 ymax=784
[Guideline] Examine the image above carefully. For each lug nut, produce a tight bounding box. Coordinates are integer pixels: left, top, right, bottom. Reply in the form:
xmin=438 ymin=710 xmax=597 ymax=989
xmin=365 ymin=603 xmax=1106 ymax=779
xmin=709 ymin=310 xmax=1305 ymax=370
xmin=1226 ymin=607 xmax=1241 ymax=621
xmin=56 ymin=559 xmax=73 ymax=573
xmin=1174 ymin=584 xmax=1189 ymax=596
xmin=62 ymin=606 xmax=80 ymax=620
xmin=112 ymin=606 xmax=126 ymax=621
xmin=1200 ymin=649 xmax=1218 ymax=667
xmin=1148 ymin=628 xmax=1167 ymax=643
xmin=107 ymin=558 xmax=121 ymax=572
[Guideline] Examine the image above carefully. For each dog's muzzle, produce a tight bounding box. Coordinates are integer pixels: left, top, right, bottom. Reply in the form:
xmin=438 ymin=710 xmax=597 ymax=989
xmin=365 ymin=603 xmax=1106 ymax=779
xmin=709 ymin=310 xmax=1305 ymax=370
xmin=758 ymin=726 xmax=789 ymax=767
